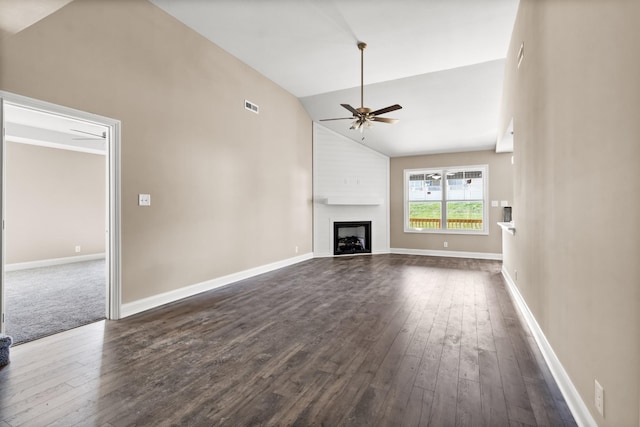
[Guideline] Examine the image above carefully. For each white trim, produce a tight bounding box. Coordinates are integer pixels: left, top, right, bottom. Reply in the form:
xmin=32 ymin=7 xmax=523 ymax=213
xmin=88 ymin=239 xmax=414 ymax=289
xmin=390 ymin=247 xmax=502 ymax=260
xmin=497 ymin=221 xmax=516 ymax=235
xmin=501 ymin=267 xmax=597 ymax=427
xmin=5 ymin=253 xmax=106 ymax=271
xmin=403 ymin=228 xmax=489 ymax=236
xmin=0 ymin=90 xmax=122 ymax=321
xmin=6 ymin=135 xmax=106 ymax=156
xmin=1 ymin=98 xmax=5 ymax=332
xmin=404 ymin=165 xmax=489 ymax=235
xmin=121 ymin=253 xmax=314 ymax=318
xmin=107 ymin=117 xmax=122 ymax=320
xmin=322 ymin=197 xmax=383 ymax=206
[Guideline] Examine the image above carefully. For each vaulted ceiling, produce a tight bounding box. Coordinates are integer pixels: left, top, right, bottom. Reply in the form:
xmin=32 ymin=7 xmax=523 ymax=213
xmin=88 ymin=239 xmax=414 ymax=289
xmin=149 ymin=0 xmax=519 ymax=157
xmin=2 ymin=0 xmax=519 ymax=157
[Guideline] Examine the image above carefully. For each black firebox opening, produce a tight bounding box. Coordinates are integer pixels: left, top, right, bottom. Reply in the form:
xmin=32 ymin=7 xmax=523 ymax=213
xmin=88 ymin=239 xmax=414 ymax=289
xmin=333 ymin=221 xmax=372 ymax=255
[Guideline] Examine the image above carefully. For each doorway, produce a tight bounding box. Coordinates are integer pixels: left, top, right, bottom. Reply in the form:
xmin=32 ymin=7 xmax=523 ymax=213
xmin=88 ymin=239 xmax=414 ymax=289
xmin=0 ymin=92 xmax=121 ymax=342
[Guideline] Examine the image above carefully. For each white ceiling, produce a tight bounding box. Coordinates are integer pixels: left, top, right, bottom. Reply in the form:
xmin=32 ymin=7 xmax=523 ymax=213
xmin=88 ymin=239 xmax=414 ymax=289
xmin=150 ymin=0 xmax=519 ymax=157
xmin=0 ymin=0 xmax=74 ymax=37
xmin=4 ymin=103 xmax=107 ymax=154
xmin=2 ymin=0 xmax=518 ymax=157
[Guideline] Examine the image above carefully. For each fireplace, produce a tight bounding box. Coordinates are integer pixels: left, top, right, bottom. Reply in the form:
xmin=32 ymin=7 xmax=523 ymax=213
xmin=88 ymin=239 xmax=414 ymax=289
xmin=333 ymin=221 xmax=372 ymax=255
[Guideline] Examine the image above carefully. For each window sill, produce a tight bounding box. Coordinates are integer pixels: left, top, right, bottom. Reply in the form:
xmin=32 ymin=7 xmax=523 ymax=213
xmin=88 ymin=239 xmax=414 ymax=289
xmin=404 ymin=228 xmax=489 ymax=236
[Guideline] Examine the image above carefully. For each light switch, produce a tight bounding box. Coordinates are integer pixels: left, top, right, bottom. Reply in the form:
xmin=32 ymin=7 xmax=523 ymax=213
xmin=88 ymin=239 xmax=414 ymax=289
xmin=500 ymin=200 xmax=509 ymax=207
xmin=491 ymin=200 xmax=499 ymax=207
xmin=138 ymin=194 xmax=151 ymax=206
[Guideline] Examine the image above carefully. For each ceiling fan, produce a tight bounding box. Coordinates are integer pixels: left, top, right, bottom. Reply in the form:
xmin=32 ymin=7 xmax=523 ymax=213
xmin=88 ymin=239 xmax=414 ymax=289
xmin=71 ymin=129 xmax=106 ymax=141
xmin=320 ymin=42 xmax=402 ymax=132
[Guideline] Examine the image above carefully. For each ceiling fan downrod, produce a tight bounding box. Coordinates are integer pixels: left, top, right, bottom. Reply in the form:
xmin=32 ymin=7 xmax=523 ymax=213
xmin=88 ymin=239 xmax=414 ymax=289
xmin=318 ymin=41 xmax=401 ymax=130
xmin=358 ymin=42 xmax=366 ymax=110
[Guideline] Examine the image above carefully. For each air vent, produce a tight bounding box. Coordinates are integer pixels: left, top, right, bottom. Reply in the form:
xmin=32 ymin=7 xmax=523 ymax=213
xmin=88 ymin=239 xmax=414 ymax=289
xmin=517 ymin=42 xmax=524 ymax=69
xmin=244 ymin=100 xmax=259 ymax=114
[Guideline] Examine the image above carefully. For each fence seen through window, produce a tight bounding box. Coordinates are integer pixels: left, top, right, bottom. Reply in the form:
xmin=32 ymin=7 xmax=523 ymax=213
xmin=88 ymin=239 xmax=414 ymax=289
xmin=406 ymin=167 xmax=486 ymax=232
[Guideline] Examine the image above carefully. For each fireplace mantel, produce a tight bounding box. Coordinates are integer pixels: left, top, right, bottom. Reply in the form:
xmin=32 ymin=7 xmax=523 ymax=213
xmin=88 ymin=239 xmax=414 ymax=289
xmin=321 ymin=197 xmax=382 ymax=206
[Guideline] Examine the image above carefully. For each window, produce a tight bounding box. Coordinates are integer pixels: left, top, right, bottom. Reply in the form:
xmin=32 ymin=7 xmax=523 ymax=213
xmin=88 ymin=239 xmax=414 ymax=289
xmin=404 ymin=165 xmax=488 ymax=234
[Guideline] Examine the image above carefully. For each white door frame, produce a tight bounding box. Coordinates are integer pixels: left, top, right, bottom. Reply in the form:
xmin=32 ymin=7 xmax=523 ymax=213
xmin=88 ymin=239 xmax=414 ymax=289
xmin=0 ymin=91 xmax=122 ymax=331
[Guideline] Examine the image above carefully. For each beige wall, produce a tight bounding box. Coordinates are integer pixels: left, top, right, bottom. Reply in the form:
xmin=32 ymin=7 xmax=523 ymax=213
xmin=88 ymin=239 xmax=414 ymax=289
xmin=390 ymin=150 xmax=513 ymax=255
xmin=501 ymin=1 xmax=640 ymax=426
xmin=5 ymin=142 xmax=105 ymax=264
xmin=0 ymin=0 xmax=313 ymax=303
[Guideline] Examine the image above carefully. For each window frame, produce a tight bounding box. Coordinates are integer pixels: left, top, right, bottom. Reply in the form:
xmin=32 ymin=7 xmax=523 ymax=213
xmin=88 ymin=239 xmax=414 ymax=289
xmin=403 ymin=164 xmax=489 ymax=235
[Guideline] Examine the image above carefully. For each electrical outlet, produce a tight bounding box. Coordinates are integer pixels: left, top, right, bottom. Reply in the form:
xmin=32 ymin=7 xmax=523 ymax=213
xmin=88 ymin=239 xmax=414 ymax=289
xmin=444 ymin=241 xmax=448 ymax=248
xmin=295 ymin=246 xmax=299 ymax=254
xmin=75 ymin=245 xmax=81 ymax=253
xmin=595 ymin=380 xmax=604 ymax=416
xmin=138 ymin=194 xmax=151 ymax=206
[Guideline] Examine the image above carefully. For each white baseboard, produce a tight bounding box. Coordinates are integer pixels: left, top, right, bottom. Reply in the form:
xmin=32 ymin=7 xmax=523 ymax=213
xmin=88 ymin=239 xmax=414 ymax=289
xmin=501 ymin=267 xmax=597 ymax=427
xmin=390 ymin=247 xmax=502 ymax=260
xmin=5 ymin=253 xmax=106 ymax=271
xmin=121 ymin=252 xmax=314 ymax=318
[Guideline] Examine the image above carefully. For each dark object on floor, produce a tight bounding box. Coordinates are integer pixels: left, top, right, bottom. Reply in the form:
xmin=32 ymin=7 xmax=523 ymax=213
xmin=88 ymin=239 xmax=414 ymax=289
xmin=0 ymin=334 xmax=13 ymax=367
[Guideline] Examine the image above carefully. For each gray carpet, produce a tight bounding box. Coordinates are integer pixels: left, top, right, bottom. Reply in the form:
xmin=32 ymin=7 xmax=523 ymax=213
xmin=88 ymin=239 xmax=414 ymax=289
xmin=4 ymin=259 xmax=106 ymax=344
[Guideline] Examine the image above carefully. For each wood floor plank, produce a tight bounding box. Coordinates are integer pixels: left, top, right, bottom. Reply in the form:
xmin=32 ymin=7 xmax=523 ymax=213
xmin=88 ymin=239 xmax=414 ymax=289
xmin=311 ymin=371 xmax=374 ymax=426
xmin=375 ymin=354 xmax=421 ymax=426
xmin=525 ymin=337 xmax=578 ymax=426
xmin=266 ymin=370 xmax=335 ymax=427
xmin=495 ymin=336 xmax=538 ymax=425
xmin=343 ymin=385 xmax=388 ymax=426
xmin=428 ymin=371 xmax=459 ymax=426
xmin=480 ymin=383 xmax=510 ymax=426
xmin=400 ymin=385 xmax=426 ymax=427
xmin=369 ymin=299 xmax=422 ymax=390
xmin=0 ymin=255 xmax=576 ymax=426
xmin=456 ymin=378 xmax=482 ymax=427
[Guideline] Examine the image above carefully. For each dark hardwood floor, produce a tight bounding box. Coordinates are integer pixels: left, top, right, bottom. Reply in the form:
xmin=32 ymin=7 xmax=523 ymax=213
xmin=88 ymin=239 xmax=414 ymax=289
xmin=0 ymin=255 xmax=576 ymax=426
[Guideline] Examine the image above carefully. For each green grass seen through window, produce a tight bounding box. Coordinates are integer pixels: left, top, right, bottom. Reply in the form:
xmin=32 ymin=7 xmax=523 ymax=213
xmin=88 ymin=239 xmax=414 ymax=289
xmin=410 ymin=201 xmax=482 ymax=219
xmin=409 ymin=201 xmax=483 ymax=230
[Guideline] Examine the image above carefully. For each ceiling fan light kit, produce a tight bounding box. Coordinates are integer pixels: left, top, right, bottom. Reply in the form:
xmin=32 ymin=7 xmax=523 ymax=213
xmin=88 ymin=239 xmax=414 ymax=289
xmin=320 ymin=41 xmax=402 ymax=132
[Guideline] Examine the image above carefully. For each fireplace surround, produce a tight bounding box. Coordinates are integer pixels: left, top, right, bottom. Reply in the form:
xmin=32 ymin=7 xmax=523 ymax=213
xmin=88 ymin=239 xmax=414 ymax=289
xmin=333 ymin=221 xmax=372 ymax=255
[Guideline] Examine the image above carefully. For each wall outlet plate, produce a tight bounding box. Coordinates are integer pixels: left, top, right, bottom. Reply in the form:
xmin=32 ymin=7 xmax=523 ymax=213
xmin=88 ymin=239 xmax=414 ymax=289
xmin=595 ymin=379 xmax=604 ymax=416
xmin=138 ymin=194 xmax=151 ymax=206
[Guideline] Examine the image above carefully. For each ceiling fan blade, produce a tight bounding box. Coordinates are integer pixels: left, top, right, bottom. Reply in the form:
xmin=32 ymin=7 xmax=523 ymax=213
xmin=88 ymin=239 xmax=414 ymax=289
xmin=333 ymin=43 xmax=404 ymax=133
xmin=371 ymin=117 xmax=399 ymax=124
xmin=319 ymin=117 xmax=354 ymax=121
xmin=370 ymin=104 xmax=402 ymax=116
xmin=341 ymin=104 xmax=361 ymax=116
